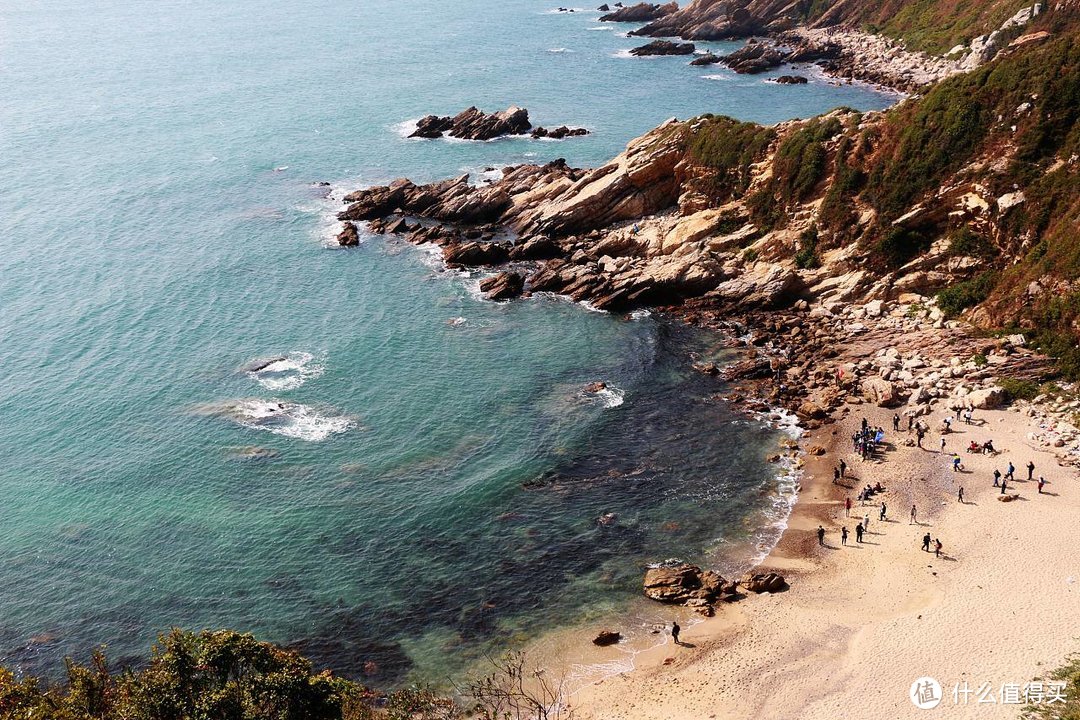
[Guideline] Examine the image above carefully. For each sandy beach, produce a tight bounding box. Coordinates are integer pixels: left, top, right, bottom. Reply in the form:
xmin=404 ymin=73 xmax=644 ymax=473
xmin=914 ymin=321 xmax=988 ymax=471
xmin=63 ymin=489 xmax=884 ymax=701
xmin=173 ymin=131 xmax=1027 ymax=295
xmin=559 ymin=392 xmax=1079 ymax=719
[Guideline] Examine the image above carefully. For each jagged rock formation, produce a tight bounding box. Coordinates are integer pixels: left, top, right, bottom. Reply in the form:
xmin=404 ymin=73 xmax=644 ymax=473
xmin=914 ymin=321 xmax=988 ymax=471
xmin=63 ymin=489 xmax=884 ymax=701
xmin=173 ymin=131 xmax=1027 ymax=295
xmin=410 ymin=107 xmax=531 ymax=140
xmin=630 ymin=40 xmax=696 ymax=55
xmin=408 ymin=107 xmax=590 ymax=142
xmin=722 ymin=38 xmax=788 ymax=73
xmin=599 ymin=1 xmax=677 ymax=22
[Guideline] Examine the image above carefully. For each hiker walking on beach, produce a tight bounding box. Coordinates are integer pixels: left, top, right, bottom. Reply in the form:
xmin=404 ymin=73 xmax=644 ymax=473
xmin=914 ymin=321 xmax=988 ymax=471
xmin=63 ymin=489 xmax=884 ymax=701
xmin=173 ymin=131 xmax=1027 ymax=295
xmin=879 ymin=502 xmax=887 ymax=521
xmin=958 ymin=486 xmax=965 ymax=503
xmin=910 ymin=505 xmax=917 ymax=524
xmin=953 ymin=456 xmax=963 ymax=472
xmin=922 ymin=532 xmax=931 ymax=552
xmin=841 ymin=527 xmax=848 ymax=545
xmin=893 ymin=413 xmax=901 ymax=432
xmin=1000 ymin=477 xmax=1008 ymax=494
xmin=1028 ymin=461 xmax=1035 ymax=481
xmin=863 ymin=512 xmax=870 ymax=531
xmin=845 ymin=497 xmax=852 ymax=517
xmin=1038 ymin=476 xmax=1046 ymax=493
xmin=840 ymin=460 xmax=847 ymax=479
xmin=940 ymin=437 xmax=947 ymax=453
xmin=817 ymin=525 xmax=826 ymax=546
xmin=671 ymin=620 xmax=680 ymax=645
xmin=934 ymin=539 xmax=942 ymax=558
xmin=993 ymin=469 xmax=1001 ymax=487
xmin=1005 ymin=462 xmax=1015 ymax=482
xmin=856 ymin=523 xmax=864 ymax=543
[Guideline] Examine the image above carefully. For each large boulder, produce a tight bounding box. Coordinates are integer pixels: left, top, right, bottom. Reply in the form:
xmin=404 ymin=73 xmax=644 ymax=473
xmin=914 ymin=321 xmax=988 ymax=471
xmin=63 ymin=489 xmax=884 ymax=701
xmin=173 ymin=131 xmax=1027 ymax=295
xmin=592 ymin=630 xmax=622 ymax=646
xmin=968 ymin=386 xmax=1008 ymax=409
xmin=643 ymin=563 xmax=732 ymax=605
xmin=442 ymin=241 xmax=510 ymax=267
xmin=741 ymin=572 xmax=787 ymax=593
xmin=480 ymin=271 xmax=525 ymax=301
xmin=336 ymin=222 xmax=359 ymax=247
xmin=723 ymin=40 xmax=789 ymax=73
xmin=861 ymin=377 xmax=901 ymax=407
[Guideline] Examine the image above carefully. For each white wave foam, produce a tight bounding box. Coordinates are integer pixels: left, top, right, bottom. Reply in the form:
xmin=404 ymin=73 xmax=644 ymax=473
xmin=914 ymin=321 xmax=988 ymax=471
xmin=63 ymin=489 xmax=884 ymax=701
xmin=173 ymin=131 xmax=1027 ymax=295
xmin=393 ymin=118 xmax=421 ymax=138
xmin=543 ymin=6 xmax=585 ymax=13
xmin=595 ymin=386 xmax=625 ymax=408
xmin=547 ymin=47 xmax=574 ymax=53
xmin=702 ymin=74 xmax=731 ymax=81
xmin=628 ymin=309 xmax=652 ymax=321
xmin=611 ymin=49 xmax=635 ymax=58
xmin=578 ymin=300 xmax=608 ymax=314
xmin=586 ymin=25 xmax=614 ymax=31
xmin=245 ymin=351 xmax=324 ymax=391
xmin=212 ymin=399 xmax=354 ymax=442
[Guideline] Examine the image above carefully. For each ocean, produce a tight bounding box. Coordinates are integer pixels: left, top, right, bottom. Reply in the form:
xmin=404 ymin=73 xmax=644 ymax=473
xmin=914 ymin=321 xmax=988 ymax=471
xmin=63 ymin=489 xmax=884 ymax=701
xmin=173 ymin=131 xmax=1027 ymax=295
xmin=0 ymin=0 xmax=895 ymax=685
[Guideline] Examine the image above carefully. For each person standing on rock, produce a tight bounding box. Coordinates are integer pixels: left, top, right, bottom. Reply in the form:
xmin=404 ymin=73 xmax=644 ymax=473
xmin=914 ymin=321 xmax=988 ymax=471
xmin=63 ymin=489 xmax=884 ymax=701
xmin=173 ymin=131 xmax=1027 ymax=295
xmin=671 ymin=620 xmax=681 ymax=646
xmin=916 ymin=428 xmax=925 ymax=448
xmin=893 ymin=413 xmax=901 ymax=432
xmin=910 ymin=505 xmax=917 ymax=524
xmin=856 ymin=523 xmax=864 ymax=543
xmin=817 ymin=525 xmax=826 ymax=546
xmin=841 ymin=526 xmax=848 ymax=545
xmin=922 ymin=532 xmax=931 ymax=552
xmin=1028 ymin=461 xmax=1036 ymax=481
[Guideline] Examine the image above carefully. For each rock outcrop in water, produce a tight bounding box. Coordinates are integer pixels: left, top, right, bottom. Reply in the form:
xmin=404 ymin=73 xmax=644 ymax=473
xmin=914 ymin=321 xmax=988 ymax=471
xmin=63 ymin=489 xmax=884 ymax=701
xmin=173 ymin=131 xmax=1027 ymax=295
xmin=630 ymin=40 xmax=696 ymax=56
xmin=599 ymin=1 xmax=678 ymax=22
xmin=408 ymin=107 xmax=591 ymax=142
xmin=410 ymin=106 xmax=532 ymax=140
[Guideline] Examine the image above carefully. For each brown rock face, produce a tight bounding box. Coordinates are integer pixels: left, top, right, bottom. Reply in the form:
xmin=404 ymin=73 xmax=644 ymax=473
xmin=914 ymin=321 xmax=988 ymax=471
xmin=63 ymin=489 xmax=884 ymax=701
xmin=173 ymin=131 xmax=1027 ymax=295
xmin=479 ymin=271 xmax=525 ymax=301
xmin=643 ymin=563 xmax=730 ymax=605
xmin=632 ymin=0 xmax=781 ymax=40
xmin=723 ymin=39 xmax=788 ymax=73
xmin=741 ymin=572 xmax=787 ymax=593
xmin=600 ymin=2 xmax=678 ymax=22
xmin=443 ymin=241 xmax=510 ymax=268
xmin=336 ymin=222 xmax=359 ymax=247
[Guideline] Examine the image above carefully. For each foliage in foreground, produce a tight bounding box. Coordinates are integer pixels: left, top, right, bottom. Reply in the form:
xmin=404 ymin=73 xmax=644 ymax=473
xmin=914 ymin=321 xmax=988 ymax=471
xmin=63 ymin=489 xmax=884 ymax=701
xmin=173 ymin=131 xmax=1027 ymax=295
xmin=0 ymin=629 xmax=455 ymax=720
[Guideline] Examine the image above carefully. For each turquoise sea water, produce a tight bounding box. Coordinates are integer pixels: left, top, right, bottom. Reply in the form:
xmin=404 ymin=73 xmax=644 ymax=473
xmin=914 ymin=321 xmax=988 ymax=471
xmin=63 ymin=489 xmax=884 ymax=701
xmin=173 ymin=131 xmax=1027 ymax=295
xmin=0 ymin=0 xmax=894 ymax=685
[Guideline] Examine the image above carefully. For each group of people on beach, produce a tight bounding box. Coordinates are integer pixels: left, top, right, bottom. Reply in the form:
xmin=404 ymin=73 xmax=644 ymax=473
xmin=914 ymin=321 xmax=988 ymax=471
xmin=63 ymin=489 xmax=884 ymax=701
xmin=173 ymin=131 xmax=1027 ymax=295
xmin=852 ymin=418 xmax=886 ymax=460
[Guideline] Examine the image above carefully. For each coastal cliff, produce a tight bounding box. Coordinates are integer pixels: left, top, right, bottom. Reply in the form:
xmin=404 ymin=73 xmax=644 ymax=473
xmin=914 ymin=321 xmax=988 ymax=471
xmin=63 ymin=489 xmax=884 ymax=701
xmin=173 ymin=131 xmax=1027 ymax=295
xmin=340 ymin=1 xmax=1080 ymax=411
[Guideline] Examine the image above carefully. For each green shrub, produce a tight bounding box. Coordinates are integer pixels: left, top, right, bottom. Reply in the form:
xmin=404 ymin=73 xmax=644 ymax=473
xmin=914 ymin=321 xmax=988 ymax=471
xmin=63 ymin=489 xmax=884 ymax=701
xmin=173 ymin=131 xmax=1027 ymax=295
xmin=947 ymin=226 xmax=996 ymax=258
xmin=936 ymin=271 xmax=999 ymax=317
xmin=794 ymin=226 xmax=822 ymax=269
xmin=874 ymin=227 xmax=931 ymax=269
xmin=997 ymin=377 xmax=1040 ymax=401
